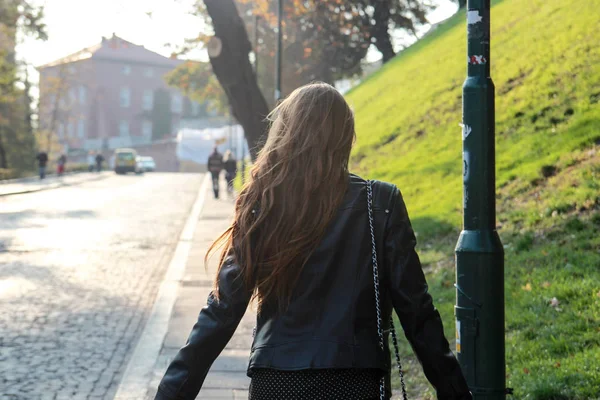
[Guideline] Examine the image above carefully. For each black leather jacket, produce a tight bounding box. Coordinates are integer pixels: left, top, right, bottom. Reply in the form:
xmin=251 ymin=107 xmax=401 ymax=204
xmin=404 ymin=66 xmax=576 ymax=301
xmin=156 ymin=175 xmax=471 ymax=399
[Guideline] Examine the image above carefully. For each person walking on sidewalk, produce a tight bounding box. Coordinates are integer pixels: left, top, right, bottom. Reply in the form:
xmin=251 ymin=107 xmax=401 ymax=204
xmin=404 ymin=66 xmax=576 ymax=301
xmin=95 ymin=153 xmax=105 ymax=172
xmin=57 ymin=154 xmax=67 ymax=176
xmin=155 ymin=83 xmax=471 ymax=400
xmin=36 ymin=151 xmax=48 ymax=179
xmin=207 ymin=146 xmax=223 ymax=199
xmin=223 ymin=149 xmax=237 ymax=195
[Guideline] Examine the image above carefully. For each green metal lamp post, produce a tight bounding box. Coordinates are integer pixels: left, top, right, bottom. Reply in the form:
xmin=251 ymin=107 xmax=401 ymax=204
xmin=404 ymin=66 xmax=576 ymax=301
xmin=455 ymin=0 xmax=506 ymax=398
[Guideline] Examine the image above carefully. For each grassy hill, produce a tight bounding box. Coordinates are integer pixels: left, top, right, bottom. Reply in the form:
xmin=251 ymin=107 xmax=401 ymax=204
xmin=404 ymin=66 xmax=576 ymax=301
xmin=347 ymin=0 xmax=600 ymax=398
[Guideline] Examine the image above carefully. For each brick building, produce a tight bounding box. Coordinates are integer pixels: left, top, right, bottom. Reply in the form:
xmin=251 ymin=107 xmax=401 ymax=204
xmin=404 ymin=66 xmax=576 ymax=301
xmin=37 ymin=34 xmax=216 ymax=171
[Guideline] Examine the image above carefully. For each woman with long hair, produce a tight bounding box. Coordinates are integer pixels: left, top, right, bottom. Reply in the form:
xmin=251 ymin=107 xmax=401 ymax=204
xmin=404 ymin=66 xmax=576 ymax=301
xmin=156 ymin=83 xmax=471 ymax=400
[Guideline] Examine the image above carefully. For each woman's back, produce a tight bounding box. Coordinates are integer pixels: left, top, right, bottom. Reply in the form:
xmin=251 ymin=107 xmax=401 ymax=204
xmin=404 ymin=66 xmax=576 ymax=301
xmin=155 ymin=83 xmax=471 ymax=400
xmin=250 ymin=176 xmax=394 ymax=370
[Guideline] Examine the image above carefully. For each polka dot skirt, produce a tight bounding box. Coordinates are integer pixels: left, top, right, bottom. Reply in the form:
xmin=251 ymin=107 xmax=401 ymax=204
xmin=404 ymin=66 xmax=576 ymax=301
xmin=249 ymin=368 xmax=383 ymax=400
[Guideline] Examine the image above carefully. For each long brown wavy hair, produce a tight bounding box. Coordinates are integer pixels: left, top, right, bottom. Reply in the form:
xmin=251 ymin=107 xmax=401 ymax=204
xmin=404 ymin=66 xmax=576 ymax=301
xmin=207 ymin=82 xmax=355 ymax=311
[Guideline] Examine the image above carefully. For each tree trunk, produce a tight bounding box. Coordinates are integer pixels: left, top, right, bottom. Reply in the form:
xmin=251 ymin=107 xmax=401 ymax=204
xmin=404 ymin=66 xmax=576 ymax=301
xmin=24 ymin=68 xmax=33 ymax=140
xmin=0 ymin=129 xmax=7 ymax=169
xmin=458 ymin=0 xmax=467 ymax=9
xmin=204 ymin=0 xmax=270 ymax=161
xmin=371 ymin=0 xmax=396 ymax=63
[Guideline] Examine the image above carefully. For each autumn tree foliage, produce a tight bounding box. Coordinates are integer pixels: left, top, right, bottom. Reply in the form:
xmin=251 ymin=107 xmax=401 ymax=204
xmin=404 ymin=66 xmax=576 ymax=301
xmin=170 ymin=0 xmax=433 ymax=157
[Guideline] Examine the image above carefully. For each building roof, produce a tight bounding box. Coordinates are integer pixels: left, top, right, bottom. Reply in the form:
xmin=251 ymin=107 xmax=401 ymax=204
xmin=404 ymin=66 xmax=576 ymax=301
xmin=38 ymin=34 xmax=183 ymax=69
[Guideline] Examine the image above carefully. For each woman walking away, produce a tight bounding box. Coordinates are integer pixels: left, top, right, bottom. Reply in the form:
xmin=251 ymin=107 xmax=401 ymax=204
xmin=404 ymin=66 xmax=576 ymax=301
xmin=223 ymin=150 xmax=237 ymax=195
xmin=155 ymin=83 xmax=471 ymax=400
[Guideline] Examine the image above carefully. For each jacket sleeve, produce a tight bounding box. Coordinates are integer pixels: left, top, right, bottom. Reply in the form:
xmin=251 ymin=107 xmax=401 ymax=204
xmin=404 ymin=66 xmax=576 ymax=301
xmin=155 ymin=256 xmax=252 ymax=400
xmin=384 ymin=186 xmax=472 ymax=400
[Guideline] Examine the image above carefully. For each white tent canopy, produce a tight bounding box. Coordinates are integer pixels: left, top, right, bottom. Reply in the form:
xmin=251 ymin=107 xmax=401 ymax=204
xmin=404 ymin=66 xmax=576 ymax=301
xmin=176 ymin=125 xmax=248 ymax=165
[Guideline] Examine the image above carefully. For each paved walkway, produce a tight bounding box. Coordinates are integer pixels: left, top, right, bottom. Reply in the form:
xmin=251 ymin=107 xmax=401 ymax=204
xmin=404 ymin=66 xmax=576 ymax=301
xmin=146 ymin=181 xmax=252 ymax=400
xmin=0 ymin=171 xmax=111 ymax=196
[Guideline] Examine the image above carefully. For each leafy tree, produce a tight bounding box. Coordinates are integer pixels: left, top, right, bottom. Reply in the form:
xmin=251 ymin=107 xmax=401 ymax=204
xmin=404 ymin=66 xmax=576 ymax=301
xmin=198 ymin=0 xmax=271 ymax=160
xmin=166 ymin=61 xmax=229 ymax=115
xmin=38 ymin=63 xmax=87 ymax=153
xmin=0 ymin=0 xmax=46 ymax=172
xmin=363 ymin=0 xmax=432 ymax=63
xmin=171 ymin=0 xmax=432 ymax=157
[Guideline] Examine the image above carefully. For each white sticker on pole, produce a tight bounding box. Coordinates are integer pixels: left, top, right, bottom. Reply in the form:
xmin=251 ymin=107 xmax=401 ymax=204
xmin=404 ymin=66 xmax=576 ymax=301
xmin=456 ymin=320 xmax=462 ymax=353
xmin=467 ymin=10 xmax=483 ymax=25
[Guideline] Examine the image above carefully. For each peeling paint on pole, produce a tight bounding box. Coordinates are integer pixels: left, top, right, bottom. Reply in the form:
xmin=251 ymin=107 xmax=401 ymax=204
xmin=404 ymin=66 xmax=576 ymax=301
xmin=461 ymin=123 xmax=473 ymax=140
xmin=467 ymin=10 xmax=483 ymax=25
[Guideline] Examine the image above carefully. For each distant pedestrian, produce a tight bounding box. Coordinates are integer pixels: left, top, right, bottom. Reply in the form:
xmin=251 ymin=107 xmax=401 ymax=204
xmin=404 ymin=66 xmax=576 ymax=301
xmin=36 ymin=151 xmax=48 ymax=179
xmin=57 ymin=154 xmax=67 ymax=176
xmin=223 ymin=150 xmax=237 ymax=195
xmin=207 ymin=147 xmax=223 ymax=199
xmin=87 ymin=151 xmax=95 ymax=172
xmin=95 ymin=153 xmax=105 ymax=172
xmin=155 ymin=83 xmax=472 ymax=400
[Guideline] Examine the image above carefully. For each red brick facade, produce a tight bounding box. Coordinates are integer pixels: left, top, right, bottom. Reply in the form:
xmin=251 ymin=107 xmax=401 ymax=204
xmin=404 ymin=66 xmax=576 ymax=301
xmin=38 ymin=34 xmax=206 ymax=171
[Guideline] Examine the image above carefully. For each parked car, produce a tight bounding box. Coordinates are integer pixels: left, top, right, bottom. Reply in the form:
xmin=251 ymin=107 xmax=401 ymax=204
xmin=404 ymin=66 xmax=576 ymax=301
xmin=135 ymin=156 xmax=145 ymax=175
xmin=114 ymin=148 xmax=139 ymax=174
xmin=138 ymin=156 xmax=156 ymax=172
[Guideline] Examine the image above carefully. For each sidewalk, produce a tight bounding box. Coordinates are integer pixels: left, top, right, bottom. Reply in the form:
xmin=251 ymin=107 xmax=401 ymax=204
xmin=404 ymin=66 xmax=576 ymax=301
xmin=146 ymin=180 xmax=253 ymax=400
xmin=0 ymin=171 xmax=111 ymax=196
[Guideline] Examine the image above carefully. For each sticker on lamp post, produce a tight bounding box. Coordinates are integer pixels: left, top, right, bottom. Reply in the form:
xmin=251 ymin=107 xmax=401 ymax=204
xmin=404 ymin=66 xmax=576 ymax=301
xmin=456 ymin=320 xmax=462 ymax=353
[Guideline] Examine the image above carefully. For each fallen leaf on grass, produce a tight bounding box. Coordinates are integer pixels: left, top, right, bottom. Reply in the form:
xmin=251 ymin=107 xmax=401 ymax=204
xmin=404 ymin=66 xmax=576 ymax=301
xmin=549 ymin=297 xmax=562 ymax=311
xmin=542 ymin=281 xmax=551 ymax=288
xmin=554 ymin=361 xmax=561 ymax=368
xmin=522 ymin=283 xmax=532 ymax=291
xmin=523 ymin=368 xmax=530 ymax=374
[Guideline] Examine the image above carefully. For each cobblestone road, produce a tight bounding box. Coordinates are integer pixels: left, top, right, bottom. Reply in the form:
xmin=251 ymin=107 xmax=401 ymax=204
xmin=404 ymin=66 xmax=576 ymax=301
xmin=0 ymin=173 xmax=203 ymax=400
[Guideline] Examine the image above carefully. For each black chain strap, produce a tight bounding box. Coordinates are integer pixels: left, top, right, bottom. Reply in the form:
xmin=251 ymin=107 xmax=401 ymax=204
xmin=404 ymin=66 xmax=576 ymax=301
xmin=367 ymin=180 xmax=408 ymax=400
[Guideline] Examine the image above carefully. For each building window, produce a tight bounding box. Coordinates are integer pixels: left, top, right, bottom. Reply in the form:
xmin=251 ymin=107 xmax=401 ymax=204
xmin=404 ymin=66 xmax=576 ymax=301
xmin=120 ymin=87 xmax=131 ymax=108
xmin=67 ymin=122 xmax=74 ymax=138
xmin=69 ymin=87 xmax=77 ymax=105
xmin=144 ymin=68 xmax=153 ymax=77
xmin=122 ymin=65 xmax=131 ymax=75
xmin=171 ymin=93 xmax=182 ymax=113
xmin=48 ymin=94 xmax=57 ymax=109
xmin=79 ymin=86 xmax=86 ymax=104
xmin=142 ymin=121 xmax=152 ymax=138
xmin=58 ymin=123 xmax=64 ymax=138
xmin=142 ymin=90 xmax=153 ymax=111
xmin=77 ymin=118 xmax=85 ymax=138
xmin=119 ymin=120 xmax=129 ymax=137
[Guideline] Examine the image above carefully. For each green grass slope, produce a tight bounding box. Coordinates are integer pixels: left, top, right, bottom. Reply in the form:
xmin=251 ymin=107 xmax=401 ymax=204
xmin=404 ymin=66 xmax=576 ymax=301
xmin=347 ymin=0 xmax=600 ymax=398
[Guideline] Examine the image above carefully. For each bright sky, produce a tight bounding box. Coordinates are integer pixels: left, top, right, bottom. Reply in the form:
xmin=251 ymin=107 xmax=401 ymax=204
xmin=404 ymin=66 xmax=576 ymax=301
xmin=17 ymin=0 xmax=204 ymax=68
xmin=17 ymin=0 xmax=457 ymax=77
